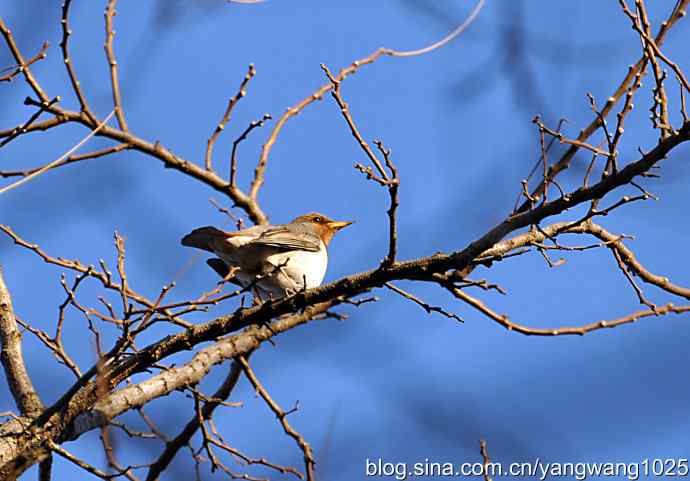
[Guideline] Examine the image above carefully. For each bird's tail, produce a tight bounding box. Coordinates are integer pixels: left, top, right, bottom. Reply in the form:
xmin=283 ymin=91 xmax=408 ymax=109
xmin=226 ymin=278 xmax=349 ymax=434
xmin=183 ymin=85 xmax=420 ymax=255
xmin=206 ymin=258 xmax=230 ymax=278
xmin=180 ymin=226 xmax=228 ymax=253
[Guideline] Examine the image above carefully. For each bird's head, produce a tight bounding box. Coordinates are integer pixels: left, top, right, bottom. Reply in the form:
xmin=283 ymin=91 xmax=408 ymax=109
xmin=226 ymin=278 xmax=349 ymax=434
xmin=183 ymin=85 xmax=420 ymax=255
xmin=291 ymin=212 xmax=353 ymax=245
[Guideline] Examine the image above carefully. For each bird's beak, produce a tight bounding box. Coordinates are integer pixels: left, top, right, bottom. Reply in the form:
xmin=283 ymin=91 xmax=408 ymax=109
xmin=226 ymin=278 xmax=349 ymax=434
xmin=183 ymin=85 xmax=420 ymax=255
xmin=327 ymin=220 xmax=354 ymax=231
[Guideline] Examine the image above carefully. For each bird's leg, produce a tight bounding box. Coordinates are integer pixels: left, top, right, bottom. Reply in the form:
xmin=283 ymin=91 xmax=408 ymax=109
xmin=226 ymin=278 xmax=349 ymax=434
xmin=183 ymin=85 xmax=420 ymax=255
xmin=251 ymin=288 xmax=261 ymax=306
xmin=279 ymin=268 xmax=302 ymax=299
xmin=293 ymin=274 xmax=309 ymax=314
xmin=252 ymin=286 xmax=268 ymax=305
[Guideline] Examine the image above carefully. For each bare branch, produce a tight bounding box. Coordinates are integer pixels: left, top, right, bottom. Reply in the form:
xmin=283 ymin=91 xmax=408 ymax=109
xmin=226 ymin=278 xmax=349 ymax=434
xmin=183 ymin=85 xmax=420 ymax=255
xmin=251 ymin=1 xmax=482 ymax=203
xmin=238 ymin=356 xmax=315 ymax=481
xmin=618 ymin=0 xmax=690 ymax=94
xmin=113 ymin=232 xmax=130 ymax=318
xmin=0 ymin=267 xmax=44 ymax=416
xmin=104 ymin=0 xmax=128 ymax=131
xmin=374 ymin=140 xmax=400 ymax=267
xmin=15 ymin=316 xmax=81 ymax=378
xmin=61 ymin=0 xmax=96 ymax=123
xmin=2 ymin=121 xmax=686 ymax=475
xmin=68 ymin=300 xmax=340 ymax=440
xmin=533 ymin=116 xmax=612 ymax=159
xmin=0 ymin=110 xmax=115 ymax=195
xmin=50 ymin=441 xmax=115 ymax=480
xmin=0 ymin=41 xmax=48 ymax=83
xmin=385 ymin=283 xmax=462 ymax=322
xmin=517 ymin=0 xmax=690 ymax=211
xmin=1 ymin=143 xmax=132 ymax=178
xmin=101 ymin=426 xmax=140 ymax=481
xmin=388 ymin=0 xmax=485 ymax=57
xmin=206 ymin=64 xmax=256 ymax=171
xmin=38 ymin=455 xmax=52 ymax=481
xmin=24 ymin=100 xmax=268 ymax=223
xmin=479 ymin=440 xmax=493 ymax=481
xmin=0 ymin=224 xmax=189 ymax=328
xmin=1 ymin=2 xmax=690 ymax=478
xmin=0 ymin=18 xmax=49 ymax=103
xmin=230 ymin=113 xmax=271 ymax=186
xmin=586 ymin=223 xmax=690 ymax=300
xmin=321 ymin=64 xmax=400 ymax=266
xmin=450 ymin=286 xmax=689 ymax=336
xmin=636 ymin=0 xmax=672 ymax=137
xmin=145 ymin=361 xmax=243 ymax=481
xmin=0 ymin=96 xmax=60 ymax=149
xmin=0 ymin=116 xmax=69 ymax=142
xmin=321 ymin=63 xmax=389 ymax=179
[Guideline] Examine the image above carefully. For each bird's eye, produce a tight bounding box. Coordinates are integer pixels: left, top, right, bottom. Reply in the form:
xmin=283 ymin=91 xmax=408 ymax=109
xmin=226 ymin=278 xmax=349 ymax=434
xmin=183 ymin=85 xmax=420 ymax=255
xmin=314 ymin=216 xmax=322 ymax=223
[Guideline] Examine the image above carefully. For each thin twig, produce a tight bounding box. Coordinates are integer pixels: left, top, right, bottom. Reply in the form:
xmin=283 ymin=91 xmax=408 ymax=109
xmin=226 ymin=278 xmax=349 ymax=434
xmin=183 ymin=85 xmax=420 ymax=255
xmin=230 ymin=113 xmax=271 ymax=186
xmin=104 ymin=0 xmax=128 ymax=131
xmin=0 ymin=110 xmax=115 ymax=195
xmin=205 ymin=64 xmax=256 ymax=171
xmin=238 ymin=356 xmax=315 ymax=481
xmin=250 ymin=0 xmax=484 ymax=202
xmin=388 ymin=0 xmax=485 ymax=57
xmin=61 ymin=0 xmax=96 ymax=123
xmin=385 ymin=282 xmax=462 ymax=322
xmin=1 ymin=143 xmax=131 ymax=178
xmin=479 ymin=440 xmax=494 ymax=481
xmin=0 ymin=41 xmax=48 ymax=83
xmin=0 ymin=18 xmax=50 ymax=103
xmin=447 ymin=285 xmax=689 ymax=336
xmin=0 ymin=96 xmax=60 ymax=149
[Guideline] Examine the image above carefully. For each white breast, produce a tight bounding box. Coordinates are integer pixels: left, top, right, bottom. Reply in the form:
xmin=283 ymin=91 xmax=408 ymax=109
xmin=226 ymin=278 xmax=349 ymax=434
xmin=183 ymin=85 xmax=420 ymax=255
xmin=266 ymin=242 xmax=328 ymax=291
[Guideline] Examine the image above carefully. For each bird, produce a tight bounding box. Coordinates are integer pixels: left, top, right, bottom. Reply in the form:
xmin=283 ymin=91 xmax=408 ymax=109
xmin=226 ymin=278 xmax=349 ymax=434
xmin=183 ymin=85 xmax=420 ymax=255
xmin=181 ymin=212 xmax=353 ymax=302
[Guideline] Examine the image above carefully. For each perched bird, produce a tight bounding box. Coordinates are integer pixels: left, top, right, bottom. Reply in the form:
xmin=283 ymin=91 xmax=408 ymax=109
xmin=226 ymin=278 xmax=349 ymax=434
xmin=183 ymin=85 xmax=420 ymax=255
xmin=181 ymin=212 xmax=353 ymax=301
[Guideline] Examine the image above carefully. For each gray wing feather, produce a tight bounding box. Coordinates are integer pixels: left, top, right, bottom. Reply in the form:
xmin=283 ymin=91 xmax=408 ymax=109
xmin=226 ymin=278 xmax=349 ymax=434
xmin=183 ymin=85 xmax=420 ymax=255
xmin=249 ymin=226 xmax=321 ymax=252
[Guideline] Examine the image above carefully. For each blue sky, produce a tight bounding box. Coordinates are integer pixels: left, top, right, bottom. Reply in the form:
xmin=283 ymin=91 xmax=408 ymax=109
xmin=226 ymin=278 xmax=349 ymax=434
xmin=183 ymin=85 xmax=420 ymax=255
xmin=1 ymin=1 xmax=690 ymax=480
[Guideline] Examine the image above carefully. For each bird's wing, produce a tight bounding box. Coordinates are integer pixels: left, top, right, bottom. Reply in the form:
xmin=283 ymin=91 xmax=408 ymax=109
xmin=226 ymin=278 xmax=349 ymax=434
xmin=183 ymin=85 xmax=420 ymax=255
xmin=248 ymin=226 xmax=321 ymax=252
xmin=181 ymin=225 xmax=268 ymax=252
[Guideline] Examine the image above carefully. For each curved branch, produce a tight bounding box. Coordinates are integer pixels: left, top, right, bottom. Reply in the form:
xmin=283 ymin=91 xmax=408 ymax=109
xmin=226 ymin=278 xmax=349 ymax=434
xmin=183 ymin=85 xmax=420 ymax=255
xmin=388 ymin=0 xmax=485 ymax=57
xmin=451 ymin=287 xmax=689 ymax=336
xmin=586 ymin=223 xmax=690 ymax=300
xmin=479 ymin=221 xmax=690 ymax=302
xmin=438 ymin=219 xmax=690 ymax=335
xmin=10 ymin=101 xmax=268 ymax=224
xmin=250 ymin=0 xmax=483 ymax=205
